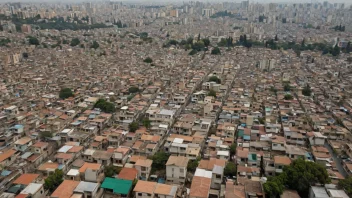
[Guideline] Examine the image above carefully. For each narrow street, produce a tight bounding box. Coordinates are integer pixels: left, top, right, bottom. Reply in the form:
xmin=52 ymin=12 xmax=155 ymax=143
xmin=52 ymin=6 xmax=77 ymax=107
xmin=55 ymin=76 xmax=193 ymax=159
xmin=324 ymin=141 xmax=348 ymax=178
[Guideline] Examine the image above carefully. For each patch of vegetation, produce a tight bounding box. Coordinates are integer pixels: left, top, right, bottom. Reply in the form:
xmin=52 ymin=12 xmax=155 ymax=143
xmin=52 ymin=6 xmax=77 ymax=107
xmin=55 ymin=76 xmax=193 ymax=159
xmin=94 ymin=99 xmax=116 ymax=113
xmin=59 ymin=88 xmax=74 ymax=99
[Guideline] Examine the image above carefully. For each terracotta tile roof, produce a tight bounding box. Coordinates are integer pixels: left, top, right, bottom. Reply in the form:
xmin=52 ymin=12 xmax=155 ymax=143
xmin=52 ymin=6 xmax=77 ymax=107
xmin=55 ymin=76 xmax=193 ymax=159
xmin=68 ymin=146 xmax=83 ymax=153
xmin=189 ymin=176 xmax=211 ymax=198
xmin=0 ymin=149 xmax=16 ymax=162
xmin=38 ymin=162 xmax=59 ymax=171
xmin=55 ymin=153 xmax=73 ymax=160
xmin=32 ymin=141 xmax=48 ymax=148
xmin=51 ymin=180 xmax=80 ymax=198
xmin=117 ymin=167 xmax=138 ymax=181
xmin=274 ymin=156 xmax=292 ymax=165
xmin=13 ymin=174 xmax=40 ymax=185
xmin=198 ymin=158 xmax=226 ymax=170
xmin=15 ymin=137 xmax=31 ymax=145
xmin=133 ymin=180 xmax=156 ymax=194
xmin=135 ymin=159 xmax=153 ymax=167
xmin=79 ymin=162 xmax=101 ymax=173
xmin=115 ymin=147 xmax=130 ymax=155
xmin=154 ymin=184 xmax=176 ymax=195
xmin=166 ymin=156 xmax=189 ymax=167
xmin=129 ymin=155 xmax=146 ymax=163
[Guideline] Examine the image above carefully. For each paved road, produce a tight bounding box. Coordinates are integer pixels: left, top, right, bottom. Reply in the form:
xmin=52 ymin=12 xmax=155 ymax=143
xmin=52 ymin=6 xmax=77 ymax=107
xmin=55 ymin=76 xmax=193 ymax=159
xmin=324 ymin=141 xmax=348 ymax=178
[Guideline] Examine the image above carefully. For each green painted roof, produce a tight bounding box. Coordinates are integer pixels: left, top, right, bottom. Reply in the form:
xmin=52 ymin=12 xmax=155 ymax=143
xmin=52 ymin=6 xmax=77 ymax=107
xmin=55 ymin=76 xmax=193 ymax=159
xmin=101 ymin=177 xmax=132 ymax=195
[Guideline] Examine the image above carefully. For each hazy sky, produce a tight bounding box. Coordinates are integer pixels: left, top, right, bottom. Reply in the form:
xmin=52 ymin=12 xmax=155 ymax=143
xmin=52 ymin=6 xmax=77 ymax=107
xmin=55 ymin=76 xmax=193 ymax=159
xmin=0 ymin=0 xmax=350 ymax=4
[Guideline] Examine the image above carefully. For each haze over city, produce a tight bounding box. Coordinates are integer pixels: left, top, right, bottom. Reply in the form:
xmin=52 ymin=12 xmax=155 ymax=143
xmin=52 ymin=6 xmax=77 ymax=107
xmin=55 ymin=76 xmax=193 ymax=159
xmin=0 ymin=0 xmax=351 ymax=198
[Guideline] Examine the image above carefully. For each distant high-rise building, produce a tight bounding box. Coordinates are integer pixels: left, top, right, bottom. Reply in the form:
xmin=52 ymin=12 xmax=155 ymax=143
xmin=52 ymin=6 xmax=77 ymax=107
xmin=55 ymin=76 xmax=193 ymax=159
xmin=189 ymin=7 xmax=194 ymax=14
xmin=202 ymin=9 xmax=212 ymax=17
xmin=21 ymin=24 xmax=31 ymax=34
xmin=323 ymin=1 xmax=329 ymax=7
xmin=241 ymin=0 xmax=249 ymax=10
xmin=170 ymin=9 xmax=179 ymax=18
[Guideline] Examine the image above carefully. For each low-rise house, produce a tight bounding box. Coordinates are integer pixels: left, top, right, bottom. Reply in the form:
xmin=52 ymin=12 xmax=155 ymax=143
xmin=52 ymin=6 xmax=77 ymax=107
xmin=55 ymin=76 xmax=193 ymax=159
xmin=112 ymin=147 xmax=131 ymax=167
xmin=189 ymin=175 xmax=212 ymax=198
xmin=134 ymin=180 xmax=156 ymax=198
xmin=134 ymin=159 xmax=153 ymax=180
xmin=166 ymin=156 xmax=189 ymax=185
xmin=0 ymin=149 xmax=17 ymax=167
xmin=101 ymin=177 xmax=132 ymax=198
xmin=154 ymin=183 xmax=178 ymax=198
xmin=78 ymin=162 xmax=103 ymax=182
xmin=92 ymin=150 xmax=112 ymax=166
xmin=133 ymin=180 xmax=178 ymax=198
xmin=198 ymin=158 xmax=226 ymax=190
xmin=285 ymin=145 xmax=306 ymax=159
xmin=31 ymin=142 xmax=49 ymax=159
xmin=37 ymin=162 xmax=61 ymax=176
xmin=13 ymin=174 xmax=40 ymax=186
xmin=19 ymin=183 xmax=45 ymax=198
xmin=50 ymin=180 xmax=80 ymax=198
xmin=73 ymin=181 xmax=100 ymax=198
xmin=308 ymin=132 xmax=327 ymax=146
xmin=117 ymin=167 xmax=138 ymax=181
xmin=82 ymin=149 xmax=95 ymax=162
xmin=55 ymin=153 xmax=74 ymax=167
xmin=271 ymin=136 xmax=286 ymax=152
xmin=274 ymin=156 xmax=291 ymax=174
xmin=14 ymin=137 xmax=32 ymax=152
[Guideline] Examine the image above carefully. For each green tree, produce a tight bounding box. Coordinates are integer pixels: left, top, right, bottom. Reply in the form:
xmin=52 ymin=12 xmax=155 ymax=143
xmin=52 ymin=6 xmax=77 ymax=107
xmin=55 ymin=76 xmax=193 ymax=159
xmin=202 ymin=38 xmax=210 ymax=47
xmin=338 ymin=177 xmax=352 ymax=197
xmin=44 ymin=169 xmax=64 ymax=192
xmin=331 ymin=44 xmax=340 ymax=56
xmin=301 ymin=39 xmax=305 ymax=48
xmin=192 ymin=41 xmax=205 ymax=51
xmin=208 ymin=89 xmax=217 ymax=98
xmin=128 ymin=86 xmax=140 ymax=93
xmin=189 ymin=49 xmax=197 ymax=55
xmin=40 ymin=131 xmax=53 ymax=139
xmin=264 ymin=180 xmax=284 ymax=198
xmin=59 ymin=88 xmax=74 ymax=99
xmin=28 ymin=36 xmax=39 ymax=45
xmin=283 ymin=159 xmax=330 ymax=196
xmin=143 ymin=57 xmax=153 ymax=63
xmin=229 ymin=143 xmax=236 ymax=158
xmin=128 ymin=121 xmax=139 ymax=132
xmin=187 ymin=157 xmax=201 ymax=173
xmin=104 ymin=165 xmax=121 ymax=177
xmin=224 ymin=162 xmax=236 ymax=177
xmin=70 ymin=38 xmax=80 ymax=46
xmin=302 ymin=84 xmax=312 ymax=96
xmin=139 ymin=32 xmax=148 ymax=38
xmin=346 ymin=42 xmax=351 ymax=53
xmin=168 ymin=40 xmax=178 ymax=45
xmin=142 ymin=118 xmax=151 ymax=129
xmin=211 ymin=47 xmax=221 ymax=55
xmin=90 ymin=40 xmax=99 ymax=49
xmin=208 ymin=76 xmax=221 ymax=84
xmin=94 ymin=99 xmax=116 ymax=113
xmin=260 ymin=155 xmax=265 ymax=177
xmin=283 ymin=83 xmax=291 ymax=92
xmin=150 ymin=151 xmax=170 ymax=172
xmin=270 ymin=86 xmax=277 ymax=94
xmin=284 ymin=94 xmax=293 ymax=100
